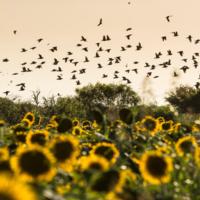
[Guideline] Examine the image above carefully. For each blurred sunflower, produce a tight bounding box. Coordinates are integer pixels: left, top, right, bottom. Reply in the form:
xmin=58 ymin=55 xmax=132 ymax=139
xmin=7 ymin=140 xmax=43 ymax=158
xmin=160 ymin=120 xmax=174 ymax=133
xmin=0 ymin=147 xmax=9 ymax=161
xmin=156 ymin=116 xmax=165 ymax=123
xmin=0 ymin=120 xmax=5 ymax=127
xmin=72 ymin=126 xmax=83 ymax=136
xmin=120 ymin=168 xmax=137 ymax=183
xmin=173 ymin=122 xmax=181 ymax=133
xmin=140 ymin=116 xmax=159 ymax=136
xmin=72 ymin=118 xmax=80 ymax=127
xmin=12 ymin=124 xmax=28 ymax=134
xmin=78 ymin=155 xmax=109 ymax=172
xmin=49 ymin=135 xmax=80 ymax=172
xmin=139 ymin=150 xmax=173 ymax=184
xmin=91 ymin=142 xmax=119 ymax=164
xmin=192 ymin=124 xmax=200 ymax=132
xmin=26 ymin=130 xmax=49 ymax=147
xmin=23 ymin=112 xmax=35 ymax=124
xmin=0 ymin=147 xmax=12 ymax=173
xmin=57 ymin=117 xmax=73 ymax=133
xmin=175 ymin=136 xmax=197 ymax=156
xmin=15 ymin=132 xmax=27 ymax=144
xmin=21 ymin=118 xmax=32 ymax=128
xmin=11 ymin=145 xmax=56 ymax=182
xmin=194 ymin=147 xmax=200 ymax=167
xmin=0 ymin=175 xmax=38 ymax=200
xmin=82 ymin=120 xmax=92 ymax=130
xmin=90 ymin=169 xmax=124 ymax=193
xmin=45 ymin=122 xmax=57 ymax=130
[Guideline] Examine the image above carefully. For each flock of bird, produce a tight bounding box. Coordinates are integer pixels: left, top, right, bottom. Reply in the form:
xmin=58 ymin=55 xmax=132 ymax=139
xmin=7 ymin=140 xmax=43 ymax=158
xmin=1 ymin=15 xmax=200 ymax=98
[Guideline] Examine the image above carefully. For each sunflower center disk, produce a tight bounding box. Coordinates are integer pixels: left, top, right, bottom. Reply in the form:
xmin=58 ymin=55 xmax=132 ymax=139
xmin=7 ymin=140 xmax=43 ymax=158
xmin=19 ymin=150 xmax=50 ymax=177
xmin=54 ymin=141 xmax=74 ymax=162
xmin=146 ymin=156 xmax=167 ymax=177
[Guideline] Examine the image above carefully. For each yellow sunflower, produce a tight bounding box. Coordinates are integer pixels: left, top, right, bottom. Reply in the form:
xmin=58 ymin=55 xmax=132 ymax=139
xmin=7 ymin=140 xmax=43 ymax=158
xmin=0 ymin=174 xmax=38 ymax=200
xmin=175 ymin=136 xmax=197 ymax=156
xmin=160 ymin=120 xmax=174 ymax=133
xmin=23 ymin=112 xmax=35 ymax=126
xmin=0 ymin=147 xmax=9 ymax=161
xmin=21 ymin=118 xmax=32 ymax=128
xmin=0 ymin=120 xmax=5 ymax=127
xmin=72 ymin=126 xmax=83 ymax=136
xmin=139 ymin=150 xmax=173 ymax=185
xmin=72 ymin=118 xmax=80 ymax=127
xmin=78 ymin=155 xmax=110 ymax=172
xmin=0 ymin=147 xmax=11 ymax=173
xmin=82 ymin=120 xmax=92 ymax=130
xmin=90 ymin=169 xmax=125 ymax=193
xmin=194 ymin=147 xmax=200 ymax=167
xmin=140 ymin=116 xmax=159 ymax=136
xmin=156 ymin=116 xmax=165 ymax=123
xmin=26 ymin=130 xmax=49 ymax=147
xmin=91 ymin=142 xmax=119 ymax=165
xmin=11 ymin=145 xmax=56 ymax=182
xmin=15 ymin=132 xmax=27 ymax=144
xmin=49 ymin=135 xmax=80 ymax=172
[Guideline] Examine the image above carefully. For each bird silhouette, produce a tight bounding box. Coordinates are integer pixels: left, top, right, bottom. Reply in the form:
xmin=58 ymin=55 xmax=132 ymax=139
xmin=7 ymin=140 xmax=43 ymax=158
xmin=81 ymin=36 xmax=87 ymax=42
xmin=3 ymin=91 xmax=10 ymax=96
xmin=97 ymin=18 xmax=103 ymax=26
xmin=166 ymin=15 xmax=172 ymax=22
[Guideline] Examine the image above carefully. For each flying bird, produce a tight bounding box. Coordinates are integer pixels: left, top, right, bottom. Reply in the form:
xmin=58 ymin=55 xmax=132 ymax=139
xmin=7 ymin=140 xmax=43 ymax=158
xmin=166 ymin=15 xmax=172 ymax=22
xmin=97 ymin=18 xmax=103 ymax=26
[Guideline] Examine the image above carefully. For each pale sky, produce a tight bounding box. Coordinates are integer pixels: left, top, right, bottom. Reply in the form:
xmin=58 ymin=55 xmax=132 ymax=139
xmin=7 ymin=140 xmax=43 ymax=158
xmin=0 ymin=0 xmax=200 ymax=104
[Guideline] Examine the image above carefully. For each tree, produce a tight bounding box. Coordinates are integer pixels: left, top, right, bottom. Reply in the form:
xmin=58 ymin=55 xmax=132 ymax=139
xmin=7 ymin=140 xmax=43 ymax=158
xmin=75 ymin=83 xmax=140 ymax=113
xmin=165 ymin=85 xmax=200 ymax=113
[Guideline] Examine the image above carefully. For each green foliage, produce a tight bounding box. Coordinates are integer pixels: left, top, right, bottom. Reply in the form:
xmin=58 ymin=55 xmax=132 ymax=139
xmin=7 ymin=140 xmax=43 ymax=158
xmin=166 ymin=85 xmax=200 ymax=113
xmin=133 ymin=104 xmax=176 ymax=122
xmin=75 ymin=83 xmax=140 ymax=111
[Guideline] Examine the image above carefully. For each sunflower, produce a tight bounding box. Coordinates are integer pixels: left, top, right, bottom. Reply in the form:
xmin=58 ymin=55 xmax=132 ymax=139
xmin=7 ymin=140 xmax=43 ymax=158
xmin=23 ymin=112 xmax=35 ymax=123
xmin=45 ymin=122 xmax=57 ymax=130
xmin=21 ymin=118 xmax=32 ymax=128
xmin=72 ymin=126 xmax=83 ymax=136
xmin=0 ymin=159 xmax=12 ymax=173
xmin=57 ymin=117 xmax=73 ymax=133
xmin=160 ymin=120 xmax=174 ymax=133
xmin=0 ymin=120 xmax=5 ymax=127
xmin=140 ymin=116 xmax=159 ymax=136
xmin=173 ymin=122 xmax=181 ymax=133
xmin=0 ymin=147 xmax=11 ymax=173
xmin=78 ymin=155 xmax=110 ymax=172
xmin=175 ymin=136 xmax=197 ymax=156
xmin=49 ymin=135 xmax=80 ymax=172
xmin=0 ymin=175 xmax=38 ymax=200
xmin=49 ymin=115 xmax=61 ymax=125
xmin=11 ymin=145 xmax=56 ymax=182
xmin=0 ymin=147 xmax=9 ymax=161
xmin=120 ymin=168 xmax=137 ymax=183
xmin=90 ymin=169 xmax=124 ymax=193
xmin=12 ymin=124 xmax=28 ymax=134
xmin=72 ymin=119 xmax=80 ymax=127
xmin=26 ymin=130 xmax=49 ymax=147
xmin=194 ymin=147 xmax=200 ymax=167
xmin=192 ymin=124 xmax=200 ymax=132
xmin=139 ymin=150 xmax=173 ymax=185
xmin=156 ymin=116 xmax=165 ymax=123
xmin=91 ymin=142 xmax=119 ymax=164
xmin=82 ymin=120 xmax=92 ymax=130
xmin=15 ymin=132 xmax=27 ymax=144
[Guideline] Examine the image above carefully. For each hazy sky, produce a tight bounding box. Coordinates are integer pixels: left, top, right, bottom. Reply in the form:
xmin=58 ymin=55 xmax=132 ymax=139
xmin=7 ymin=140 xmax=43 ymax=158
xmin=0 ymin=0 xmax=200 ymax=104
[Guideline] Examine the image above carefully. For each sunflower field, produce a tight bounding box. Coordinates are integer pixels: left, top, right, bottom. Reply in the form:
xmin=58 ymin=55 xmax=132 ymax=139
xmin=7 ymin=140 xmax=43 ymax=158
xmin=0 ymin=109 xmax=200 ymax=200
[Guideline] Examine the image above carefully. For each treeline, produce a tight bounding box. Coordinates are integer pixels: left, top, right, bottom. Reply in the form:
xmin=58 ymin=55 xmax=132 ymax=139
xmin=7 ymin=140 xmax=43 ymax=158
xmin=0 ymin=83 xmax=199 ymax=125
